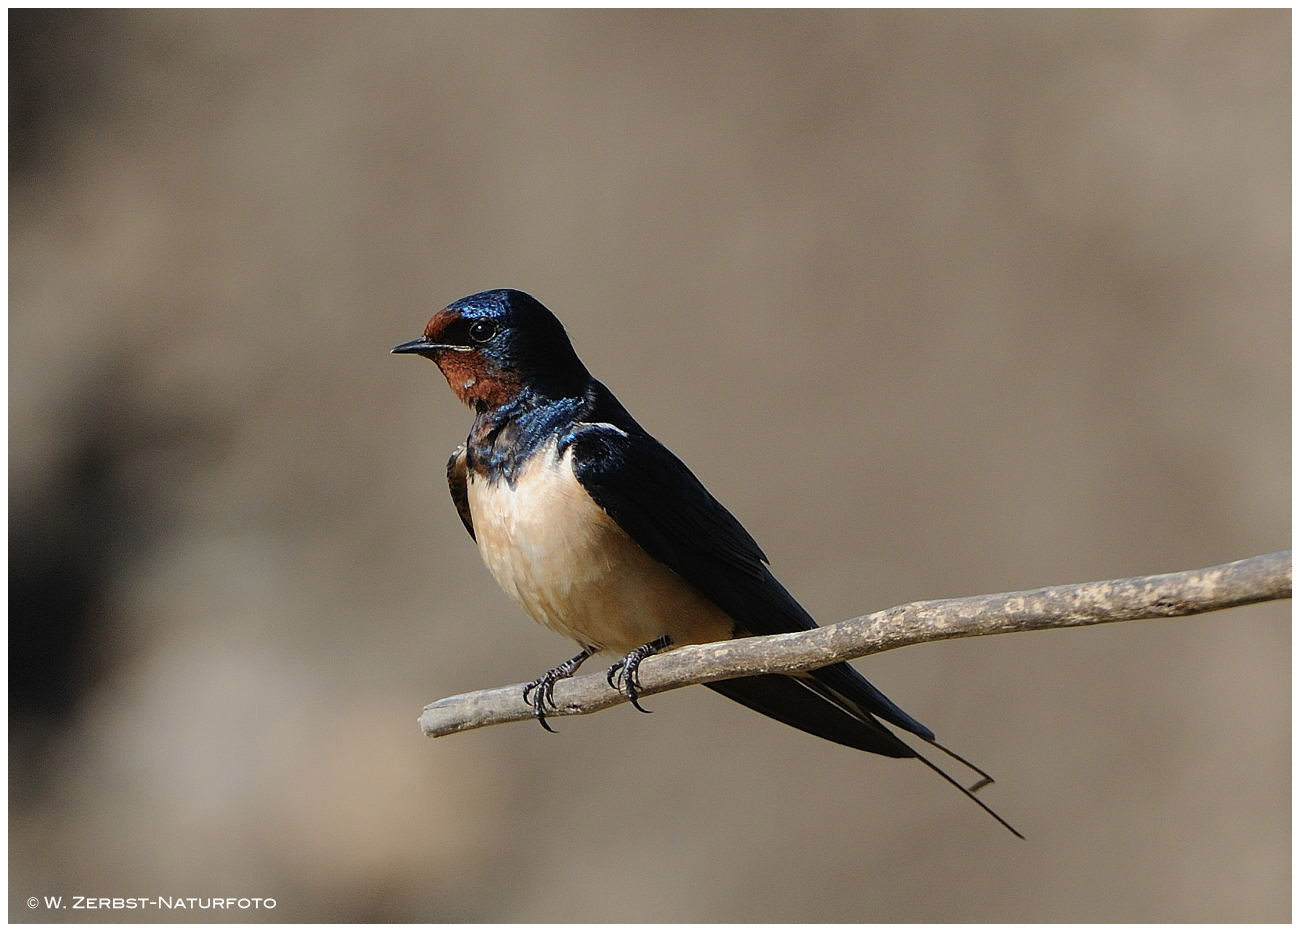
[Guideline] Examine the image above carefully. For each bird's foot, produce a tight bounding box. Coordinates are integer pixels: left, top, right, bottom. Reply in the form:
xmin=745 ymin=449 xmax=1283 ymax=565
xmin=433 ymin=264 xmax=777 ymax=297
xmin=606 ymin=634 xmax=673 ymax=713
xmin=522 ymin=646 xmax=595 ymax=733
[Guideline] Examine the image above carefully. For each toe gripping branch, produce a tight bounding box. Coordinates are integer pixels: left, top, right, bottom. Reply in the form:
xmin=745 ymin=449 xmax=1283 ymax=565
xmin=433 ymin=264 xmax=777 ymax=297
xmin=606 ymin=634 xmax=673 ymax=713
xmin=522 ymin=646 xmax=595 ymax=732
xmin=523 ymin=634 xmax=674 ymax=731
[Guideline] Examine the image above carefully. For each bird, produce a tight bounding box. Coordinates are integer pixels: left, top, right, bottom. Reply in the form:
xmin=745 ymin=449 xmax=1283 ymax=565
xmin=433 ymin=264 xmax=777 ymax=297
xmin=393 ymin=288 xmax=1020 ymax=837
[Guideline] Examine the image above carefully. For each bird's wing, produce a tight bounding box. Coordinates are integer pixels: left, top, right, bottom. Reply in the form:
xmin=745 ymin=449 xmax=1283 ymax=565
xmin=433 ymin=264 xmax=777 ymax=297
xmin=565 ymin=421 xmax=934 ymax=741
xmin=565 ymin=423 xmax=800 ymax=634
xmin=447 ymin=444 xmax=475 ymax=540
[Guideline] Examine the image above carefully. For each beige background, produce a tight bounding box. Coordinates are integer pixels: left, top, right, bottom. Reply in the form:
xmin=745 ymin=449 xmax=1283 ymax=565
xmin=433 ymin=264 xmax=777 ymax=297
xmin=10 ymin=10 xmax=1289 ymax=923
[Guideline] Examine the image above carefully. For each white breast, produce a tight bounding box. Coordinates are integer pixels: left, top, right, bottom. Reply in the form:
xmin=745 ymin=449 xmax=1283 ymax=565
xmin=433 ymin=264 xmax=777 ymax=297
xmin=466 ymin=437 xmax=735 ymax=653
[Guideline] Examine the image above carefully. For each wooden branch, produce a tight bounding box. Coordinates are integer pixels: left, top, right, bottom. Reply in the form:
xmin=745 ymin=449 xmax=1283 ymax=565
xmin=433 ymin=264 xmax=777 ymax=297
xmin=420 ymin=550 xmax=1291 ymax=738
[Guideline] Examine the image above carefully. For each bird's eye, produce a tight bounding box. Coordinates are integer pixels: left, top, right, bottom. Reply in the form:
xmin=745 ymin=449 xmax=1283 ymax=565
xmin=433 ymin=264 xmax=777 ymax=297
xmin=468 ymin=320 xmax=497 ymax=343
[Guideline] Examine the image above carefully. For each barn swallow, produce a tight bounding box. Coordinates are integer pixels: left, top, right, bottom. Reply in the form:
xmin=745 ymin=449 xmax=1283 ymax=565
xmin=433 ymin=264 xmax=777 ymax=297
xmin=394 ymin=288 xmax=1020 ymax=837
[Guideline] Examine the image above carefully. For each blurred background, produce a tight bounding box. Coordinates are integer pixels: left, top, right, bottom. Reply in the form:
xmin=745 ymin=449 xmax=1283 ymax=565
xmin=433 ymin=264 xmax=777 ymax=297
xmin=9 ymin=9 xmax=1289 ymax=923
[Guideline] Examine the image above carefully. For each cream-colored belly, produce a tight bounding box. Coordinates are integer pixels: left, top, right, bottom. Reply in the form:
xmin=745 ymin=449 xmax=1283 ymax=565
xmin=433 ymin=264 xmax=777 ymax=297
xmin=466 ymin=439 xmax=735 ymax=653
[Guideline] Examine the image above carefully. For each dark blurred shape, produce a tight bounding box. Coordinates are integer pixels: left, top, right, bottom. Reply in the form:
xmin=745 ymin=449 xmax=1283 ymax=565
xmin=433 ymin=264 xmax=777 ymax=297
xmin=9 ymin=9 xmax=119 ymax=175
xmin=9 ymin=365 xmax=225 ymax=736
xmin=9 ymin=414 xmax=118 ymax=723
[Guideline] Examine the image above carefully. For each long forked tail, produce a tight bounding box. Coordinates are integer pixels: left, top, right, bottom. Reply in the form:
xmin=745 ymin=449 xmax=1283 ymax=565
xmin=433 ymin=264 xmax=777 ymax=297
xmin=705 ymin=671 xmax=1023 ymax=838
xmin=911 ymin=745 xmax=1024 ymax=839
xmin=807 ymin=662 xmax=1022 ymax=835
xmin=921 ymin=735 xmax=996 ymax=792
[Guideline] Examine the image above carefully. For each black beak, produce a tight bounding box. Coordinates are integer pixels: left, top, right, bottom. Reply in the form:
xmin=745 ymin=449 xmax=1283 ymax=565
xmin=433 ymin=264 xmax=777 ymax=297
xmin=391 ymin=337 xmax=445 ymax=357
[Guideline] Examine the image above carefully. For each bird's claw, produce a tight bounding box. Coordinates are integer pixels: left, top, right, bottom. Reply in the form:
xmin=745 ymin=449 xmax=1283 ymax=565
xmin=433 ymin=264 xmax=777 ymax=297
xmin=522 ymin=647 xmax=594 ymax=732
xmin=522 ymin=674 xmax=562 ymax=732
xmin=605 ymin=634 xmax=672 ymax=714
xmin=606 ymin=659 xmax=649 ymax=712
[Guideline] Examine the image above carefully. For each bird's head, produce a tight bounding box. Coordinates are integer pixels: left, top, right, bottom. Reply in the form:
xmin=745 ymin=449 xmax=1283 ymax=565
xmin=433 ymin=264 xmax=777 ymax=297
xmin=392 ymin=289 xmax=590 ymax=411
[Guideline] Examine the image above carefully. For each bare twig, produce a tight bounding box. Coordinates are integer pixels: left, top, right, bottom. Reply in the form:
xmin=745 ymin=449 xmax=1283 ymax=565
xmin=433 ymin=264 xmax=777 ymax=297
xmin=420 ymin=550 xmax=1291 ymax=738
